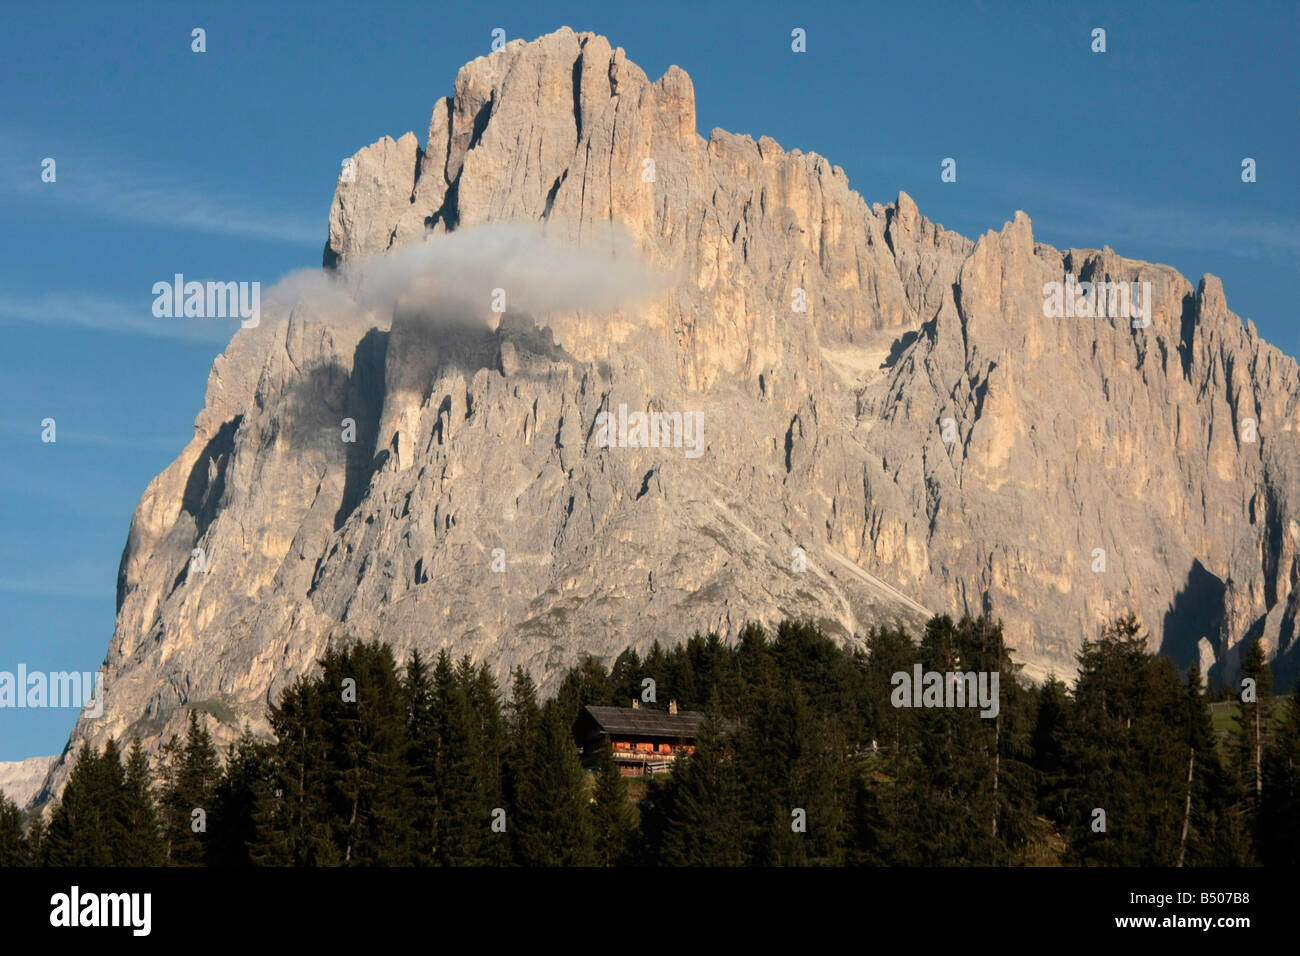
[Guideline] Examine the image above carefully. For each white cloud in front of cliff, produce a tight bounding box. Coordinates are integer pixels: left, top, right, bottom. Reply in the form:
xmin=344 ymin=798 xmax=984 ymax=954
xmin=263 ymin=222 xmax=671 ymax=326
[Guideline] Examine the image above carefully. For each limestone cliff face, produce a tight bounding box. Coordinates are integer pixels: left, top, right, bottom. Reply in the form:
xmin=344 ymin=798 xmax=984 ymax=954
xmin=0 ymin=756 xmax=56 ymax=810
xmin=33 ymin=27 xmax=1299 ymax=804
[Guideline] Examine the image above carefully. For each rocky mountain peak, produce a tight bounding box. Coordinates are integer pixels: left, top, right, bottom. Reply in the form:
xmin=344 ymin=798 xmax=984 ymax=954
xmin=29 ymin=29 xmax=1299 ymax=809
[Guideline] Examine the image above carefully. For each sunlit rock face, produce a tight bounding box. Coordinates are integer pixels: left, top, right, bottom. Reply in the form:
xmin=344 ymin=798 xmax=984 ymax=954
xmin=37 ymin=27 xmax=1299 ymax=805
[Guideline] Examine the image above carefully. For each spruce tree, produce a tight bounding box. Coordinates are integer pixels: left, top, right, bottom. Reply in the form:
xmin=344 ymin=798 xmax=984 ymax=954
xmin=1175 ymin=662 xmax=1232 ymax=866
xmin=862 ymin=624 xmax=919 ymax=757
xmin=121 ymin=740 xmax=166 ymax=865
xmin=251 ymin=675 xmax=335 ymax=866
xmin=1061 ymin=615 xmax=1189 ymax=865
xmin=209 ymin=729 xmax=271 ymax=866
xmin=661 ymin=638 xmax=697 ymax=709
xmin=97 ymin=739 xmax=134 ymax=861
xmin=45 ymin=743 xmax=114 ymax=865
xmin=471 ymin=662 xmax=510 ymax=865
xmin=644 ymin=642 xmax=670 ymax=702
xmin=1236 ymin=636 xmax=1273 ymax=803
xmin=434 ymin=656 xmax=490 ymax=865
xmin=319 ymin=641 xmax=412 ymax=865
xmin=162 ymin=711 xmax=222 ymax=865
xmin=735 ymin=624 xmax=779 ymax=710
xmin=1257 ymin=683 xmax=1300 ymax=865
xmin=504 ymin=670 xmax=540 ymax=786
xmin=25 ymin=813 xmax=45 ymax=866
xmin=740 ymin=674 xmax=849 ymax=865
xmin=554 ymin=655 xmax=612 ymax=728
xmin=590 ymin=743 xmax=635 ymax=866
xmin=1031 ymin=674 xmax=1070 ymax=826
xmin=609 ymin=648 xmax=644 ymax=707
xmin=403 ymin=649 xmax=438 ymax=865
xmin=0 ymin=792 xmax=27 ymax=866
xmin=688 ymin=632 xmax=740 ymax=713
xmin=899 ymin=616 xmax=1004 ymax=865
xmin=510 ymin=702 xmax=593 ymax=866
xmin=654 ymin=721 xmax=746 ymax=866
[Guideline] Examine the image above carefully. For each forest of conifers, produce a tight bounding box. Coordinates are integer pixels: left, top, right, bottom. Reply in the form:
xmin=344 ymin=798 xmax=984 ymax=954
xmin=1 ymin=614 xmax=1297 ymax=867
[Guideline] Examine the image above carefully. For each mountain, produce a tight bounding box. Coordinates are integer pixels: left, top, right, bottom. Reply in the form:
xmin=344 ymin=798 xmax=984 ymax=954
xmin=35 ymin=27 xmax=1299 ymax=803
xmin=0 ymin=755 xmax=56 ymax=812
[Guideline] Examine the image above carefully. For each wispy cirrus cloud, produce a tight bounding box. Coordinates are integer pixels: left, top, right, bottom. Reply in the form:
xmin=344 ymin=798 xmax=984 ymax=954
xmin=0 ymin=420 xmax=183 ymax=452
xmin=851 ymin=149 xmax=1300 ymax=264
xmin=0 ymin=128 xmax=322 ymax=245
xmin=0 ymin=578 xmax=108 ymax=600
xmin=0 ymin=288 xmax=234 ymax=341
xmin=1014 ymin=180 xmax=1300 ymax=264
xmin=960 ymin=161 xmax=1300 ymax=264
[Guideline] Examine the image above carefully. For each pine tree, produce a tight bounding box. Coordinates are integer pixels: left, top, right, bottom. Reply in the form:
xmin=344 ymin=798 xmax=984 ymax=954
xmin=735 ymin=623 xmax=779 ymax=711
xmin=434 ymin=656 xmax=491 ymax=865
xmin=1061 ymin=615 xmax=1190 ymax=865
xmin=1257 ymin=683 xmax=1300 ymax=865
xmin=848 ymin=625 xmax=915 ymax=865
xmin=162 ymin=711 xmax=222 ymax=865
xmin=554 ymin=655 xmax=612 ymax=728
xmin=1172 ymin=661 xmax=1238 ymax=866
xmin=653 ymin=721 xmax=746 ymax=866
xmin=121 ymin=740 xmax=166 ymax=865
xmin=98 ymin=739 xmax=135 ymax=861
xmin=1032 ymin=674 xmax=1070 ymax=825
xmin=45 ymin=743 xmax=114 ymax=865
xmin=470 ymin=662 xmax=510 ymax=866
xmin=961 ymin=615 xmax=1036 ymax=860
xmin=319 ymin=641 xmax=413 ymax=865
xmin=699 ymin=632 xmax=742 ymax=709
xmin=609 ymin=648 xmax=644 ymax=708
xmin=510 ymin=701 xmax=593 ymax=866
xmin=25 ymin=813 xmax=46 ymax=866
xmin=505 ymin=670 xmax=539 ymax=765
xmin=862 ymin=624 xmax=919 ymax=757
xmin=644 ymin=642 xmax=670 ymax=703
xmin=1236 ymin=636 xmax=1273 ymax=803
xmin=898 ymin=615 xmax=1004 ymax=865
xmin=771 ymin=620 xmax=863 ymax=726
xmin=847 ymin=758 xmax=913 ymax=866
xmin=251 ymin=675 xmax=336 ymax=866
xmin=662 ymin=638 xmax=697 ymax=709
xmin=740 ymin=674 xmax=850 ymax=865
xmin=403 ymin=649 xmax=438 ymax=865
xmin=0 ymin=791 xmax=27 ymax=866
xmin=209 ymin=729 xmax=271 ymax=866
xmin=590 ymin=743 xmax=635 ymax=866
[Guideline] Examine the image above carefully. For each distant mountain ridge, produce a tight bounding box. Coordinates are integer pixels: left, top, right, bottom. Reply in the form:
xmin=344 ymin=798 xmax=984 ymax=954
xmin=34 ymin=27 xmax=1299 ymax=805
xmin=0 ymin=755 xmax=55 ymax=811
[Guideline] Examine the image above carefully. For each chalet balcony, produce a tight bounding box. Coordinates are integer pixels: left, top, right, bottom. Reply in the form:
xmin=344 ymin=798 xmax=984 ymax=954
xmin=610 ymin=748 xmax=683 ymax=761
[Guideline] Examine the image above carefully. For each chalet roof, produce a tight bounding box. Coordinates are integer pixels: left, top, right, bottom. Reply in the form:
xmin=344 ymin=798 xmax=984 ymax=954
xmin=580 ymin=705 xmax=706 ymax=739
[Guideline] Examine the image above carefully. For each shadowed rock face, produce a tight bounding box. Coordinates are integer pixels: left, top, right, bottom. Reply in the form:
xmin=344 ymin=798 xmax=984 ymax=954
xmin=34 ymin=27 xmax=1299 ymax=805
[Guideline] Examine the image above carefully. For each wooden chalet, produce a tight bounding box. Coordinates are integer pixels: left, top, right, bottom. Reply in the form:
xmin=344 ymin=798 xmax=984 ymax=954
xmin=573 ymin=701 xmax=704 ymax=776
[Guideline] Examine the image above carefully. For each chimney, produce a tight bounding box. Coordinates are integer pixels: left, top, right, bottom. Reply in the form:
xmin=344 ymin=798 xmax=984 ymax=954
xmin=669 ymin=700 xmax=678 ymax=715
xmin=631 ymin=699 xmax=639 ymax=709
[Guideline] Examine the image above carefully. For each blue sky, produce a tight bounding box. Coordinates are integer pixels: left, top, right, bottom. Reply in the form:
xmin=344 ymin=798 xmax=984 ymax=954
xmin=1 ymin=0 xmax=1296 ymax=759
